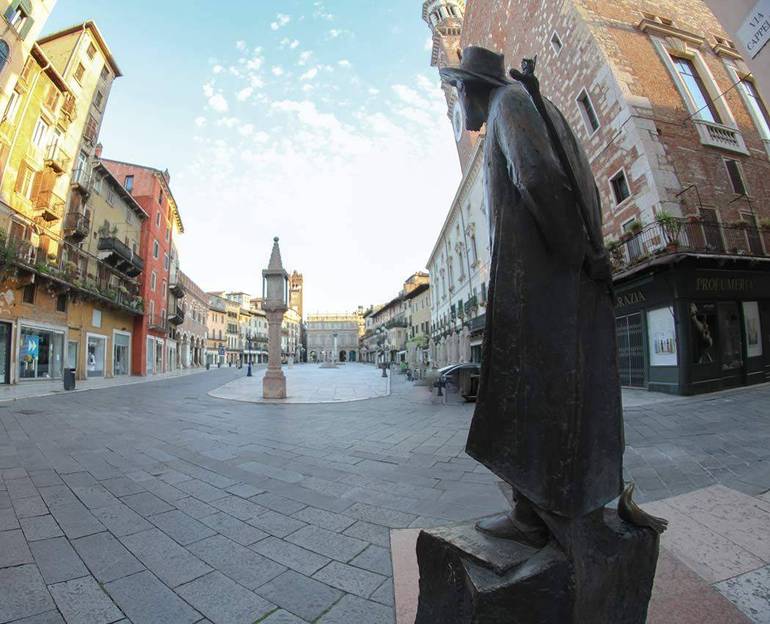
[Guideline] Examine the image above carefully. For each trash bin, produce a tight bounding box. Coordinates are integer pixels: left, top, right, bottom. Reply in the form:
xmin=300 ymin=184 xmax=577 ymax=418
xmin=63 ymin=368 xmax=76 ymax=391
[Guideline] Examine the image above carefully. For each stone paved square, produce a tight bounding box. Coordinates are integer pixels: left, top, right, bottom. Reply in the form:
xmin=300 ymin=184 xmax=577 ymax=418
xmin=1 ymin=370 xmax=769 ymax=622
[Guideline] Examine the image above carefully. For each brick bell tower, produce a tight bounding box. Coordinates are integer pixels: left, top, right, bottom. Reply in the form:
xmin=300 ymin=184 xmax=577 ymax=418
xmin=422 ymin=0 xmax=478 ymax=174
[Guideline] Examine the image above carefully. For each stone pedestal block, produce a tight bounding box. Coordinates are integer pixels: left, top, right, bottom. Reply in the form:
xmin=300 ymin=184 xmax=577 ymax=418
xmin=262 ymin=369 xmax=286 ymax=399
xmin=415 ymin=511 xmax=659 ymax=624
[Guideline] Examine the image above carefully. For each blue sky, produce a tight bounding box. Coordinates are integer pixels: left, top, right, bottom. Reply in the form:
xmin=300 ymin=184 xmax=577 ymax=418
xmin=45 ymin=0 xmax=461 ymax=312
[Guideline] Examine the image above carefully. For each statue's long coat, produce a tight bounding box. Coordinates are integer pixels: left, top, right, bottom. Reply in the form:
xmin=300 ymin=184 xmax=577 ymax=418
xmin=466 ymin=83 xmax=624 ymax=518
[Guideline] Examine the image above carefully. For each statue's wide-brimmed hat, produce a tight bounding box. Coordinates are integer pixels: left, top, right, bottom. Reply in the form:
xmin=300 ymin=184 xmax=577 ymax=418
xmin=440 ymin=46 xmax=509 ymax=87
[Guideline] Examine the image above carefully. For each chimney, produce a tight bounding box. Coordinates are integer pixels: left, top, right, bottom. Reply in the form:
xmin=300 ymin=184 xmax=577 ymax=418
xmin=95 ymin=143 xmax=103 ymax=158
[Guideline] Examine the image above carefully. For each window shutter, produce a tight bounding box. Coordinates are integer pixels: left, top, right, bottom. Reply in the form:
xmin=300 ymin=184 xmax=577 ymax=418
xmin=30 ymin=169 xmax=43 ymax=202
xmin=18 ymin=16 xmax=34 ymax=39
xmin=14 ymin=163 xmax=26 ymax=193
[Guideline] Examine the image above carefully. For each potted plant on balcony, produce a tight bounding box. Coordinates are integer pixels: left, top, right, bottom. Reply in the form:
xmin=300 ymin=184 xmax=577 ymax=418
xmin=656 ymin=210 xmax=682 ymax=250
xmin=628 ymin=219 xmax=642 ymax=234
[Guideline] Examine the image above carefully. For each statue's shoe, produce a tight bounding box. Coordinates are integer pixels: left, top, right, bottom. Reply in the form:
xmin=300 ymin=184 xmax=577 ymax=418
xmin=475 ymin=512 xmax=549 ymax=549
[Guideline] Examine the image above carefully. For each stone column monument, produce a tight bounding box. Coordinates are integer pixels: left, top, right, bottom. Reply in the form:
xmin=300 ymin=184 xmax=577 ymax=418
xmin=262 ymin=237 xmax=288 ymax=400
xmin=415 ymin=48 xmax=667 ymax=624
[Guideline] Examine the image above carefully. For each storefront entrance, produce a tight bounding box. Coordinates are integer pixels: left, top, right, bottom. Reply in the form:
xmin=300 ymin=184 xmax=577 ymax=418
xmin=0 ymin=322 xmax=10 ymax=384
xmin=114 ymin=332 xmax=130 ymax=376
xmin=616 ymin=312 xmax=646 ymax=387
xmin=18 ymin=325 xmax=65 ymax=380
xmin=87 ymin=335 xmax=106 ymax=378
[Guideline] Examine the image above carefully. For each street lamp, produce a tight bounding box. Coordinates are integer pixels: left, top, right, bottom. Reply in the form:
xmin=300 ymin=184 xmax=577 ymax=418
xmin=246 ymin=332 xmax=254 ymax=377
xmin=376 ymin=327 xmax=389 ymax=377
xmin=262 ymin=237 xmax=289 ymax=399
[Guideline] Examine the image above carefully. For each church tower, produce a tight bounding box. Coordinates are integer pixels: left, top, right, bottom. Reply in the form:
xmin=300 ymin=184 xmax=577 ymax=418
xmin=289 ymin=271 xmax=304 ymax=319
xmin=422 ymin=0 xmax=477 ymax=173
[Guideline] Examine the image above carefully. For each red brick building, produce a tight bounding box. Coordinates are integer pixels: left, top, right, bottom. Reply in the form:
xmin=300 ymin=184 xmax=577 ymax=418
xmin=430 ymin=0 xmax=770 ymax=394
xmin=101 ymin=158 xmax=184 ymax=375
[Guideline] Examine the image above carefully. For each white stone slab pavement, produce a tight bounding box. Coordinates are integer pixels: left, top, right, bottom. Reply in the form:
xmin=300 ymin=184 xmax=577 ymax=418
xmin=209 ymin=362 xmax=390 ymax=404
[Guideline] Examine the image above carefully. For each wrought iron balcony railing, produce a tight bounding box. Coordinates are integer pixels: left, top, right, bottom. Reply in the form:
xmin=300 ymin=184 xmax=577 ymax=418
xmin=44 ymin=144 xmax=70 ymax=175
xmin=608 ymin=217 xmax=769 ymax=275
xmin=97 ymin=236 xmax=144 ymax=277
xmin=34 ymin=190 xmax=65 ymax=222
xmin=62 ymin=211 xmax=90 ymax=242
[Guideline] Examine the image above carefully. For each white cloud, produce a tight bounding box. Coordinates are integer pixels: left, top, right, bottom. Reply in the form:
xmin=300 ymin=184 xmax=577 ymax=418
xmin=194 ymin=116 xmax=206 ymax=127
xmin=238 ymin=123 xmax=255 ymax=136
xmin=328 ymin=29 xmax=346 ymax=38
xmin=368 ymin=87 xmax=380 ymax=96
xmin=236 ymin=87 xmax=253 ymax=101
xmin=271 ymin=66 xmax=285 ymax=77
xmin=280 ymin=38 xmax=300 ymax=49
xmin=298 ymin=51 xmax=313 ymax=66
xmin=338 ymin=59 xmax=351 ymax=68
xmin=300 ymin=67 xmax=318 ymax=81
xmin=202 ymin=82 xmax=214 ymax=98
xmin=208 ymin=93 xmax=229 ymax=113
xmin=235 ymin=40 xmax=247 ymax=51
xmin=424 ymin=37 xmax=433 ymax=51
xmin=270 ymin=13 xmax=291 ymax=30
xmin=215 ymin=116 xmax=239 ymax=128
xmin=313 ymin=1 xmax=334 ymax=20
xmin=253 ymin=131 xmax=270 ymax=143
xmin=212 ymin=64 xmax=224 ymax=74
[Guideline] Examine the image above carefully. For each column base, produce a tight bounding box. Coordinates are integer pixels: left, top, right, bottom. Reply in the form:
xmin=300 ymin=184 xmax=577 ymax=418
xmin=262 ymin=369 xmax=286 ymax=399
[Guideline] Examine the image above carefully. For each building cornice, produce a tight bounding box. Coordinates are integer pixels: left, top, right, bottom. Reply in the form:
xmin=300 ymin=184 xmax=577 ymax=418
xmin=636 ymin=18 xmax=705 ymax=46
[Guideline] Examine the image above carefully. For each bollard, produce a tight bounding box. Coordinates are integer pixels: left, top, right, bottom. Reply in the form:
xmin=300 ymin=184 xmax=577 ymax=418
xmin=247 ymin=363 xmax=252 ymax=377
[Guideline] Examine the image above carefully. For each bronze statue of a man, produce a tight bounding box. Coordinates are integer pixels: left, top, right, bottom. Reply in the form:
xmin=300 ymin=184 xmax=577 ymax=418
xmin=440 ymin=48 xmax=624 ymax=543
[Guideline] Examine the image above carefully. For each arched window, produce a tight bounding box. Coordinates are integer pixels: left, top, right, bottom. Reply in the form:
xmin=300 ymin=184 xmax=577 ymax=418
xmin=0 ymin=41 xmax=9 ymax=74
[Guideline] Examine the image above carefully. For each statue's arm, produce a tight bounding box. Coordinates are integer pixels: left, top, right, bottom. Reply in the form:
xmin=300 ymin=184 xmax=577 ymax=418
xmin=494 ymin=92 xmax=585 ymax=267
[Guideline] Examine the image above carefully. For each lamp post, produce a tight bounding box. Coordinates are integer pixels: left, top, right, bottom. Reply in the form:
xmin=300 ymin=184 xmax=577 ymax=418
xmin=246 ymin=332 xmax=253 ymax=377
xmin=262 ymin=237 xmax=289 ymax=399
xmin=377 ymin=327 xmax=388 ymax=377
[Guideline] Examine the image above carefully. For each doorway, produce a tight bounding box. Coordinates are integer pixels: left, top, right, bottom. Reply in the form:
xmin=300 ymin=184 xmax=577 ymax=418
xmin=616 ymin=312 xmax=645 ymax=387
xmin=0 ymin=322 xmax=10 ymax=384
xmin=339 ymin=350 xmax=347 ymax=362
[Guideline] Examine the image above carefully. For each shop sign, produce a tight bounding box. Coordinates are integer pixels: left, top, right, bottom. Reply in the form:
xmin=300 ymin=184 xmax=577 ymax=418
xmin=738 ymin=0 xmax=770 ymax=59
xmin=21 ymin=335 xmax=39 ymax=360
xmin=695 ymin=276 xmax=755 ymax=293
xmin=615 ymin=290 xmax=646 ymax=309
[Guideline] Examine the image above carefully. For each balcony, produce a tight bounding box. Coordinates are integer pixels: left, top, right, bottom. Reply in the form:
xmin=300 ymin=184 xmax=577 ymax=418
xmin=693 ymin=119 xmax=749 ymax=155
xmin=148 ymin=314 xmax=167 ymax=331
xmin=608 ymin=217 xmax=769 ymax=275
xmin=97 ymin=236 xmax=144 ymax=277
xmin=44 ymin=144 xmax=70 ymax=175
xmin=168 ymin=305 xmax=185 ymax=326
xmin=34 ymin=190 xmax=65 ymax=222
xmin=70 ymin=167 xmax=91 ymax=197
xmin=169 ymin=280 xmax=185 ymax=298
xmin=63 ymin=211 xmax=90 ymax=242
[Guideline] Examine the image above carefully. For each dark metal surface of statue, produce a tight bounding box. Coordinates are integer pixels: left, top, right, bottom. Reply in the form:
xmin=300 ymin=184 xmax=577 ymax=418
xmin=414 ymin=47 xmax=666 ymax=624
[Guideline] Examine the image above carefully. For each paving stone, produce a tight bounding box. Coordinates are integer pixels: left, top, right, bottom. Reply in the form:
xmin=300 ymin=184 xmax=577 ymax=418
xmin=38 ymin=485 xmax=79 ymax=510
xmin=188 ymin=534 xmax=285 ymax=590
xmin=250 ymin=536 xmax=331 ymax=575
xmin=0 ymin=527 xmax=33 ymax=567
xmin=342 ymin=520 xmax=391 ymax=547
xmin=20 ymin=514 xmax=64 ymax=541
xmin=30 ymin=536 xmax=89 ymax=584
xmin=48 ymin=576 xmax=124 ymax=624
xmin=344 ymin=501 xmax=418 ymax=528
xmin=259 ymin=609 xmax=309 ymax=623
xmin=91 ymin=502 xmax=154 ymax=537
xmin=715 ymin=563 xmax=770 ymax=623
xmin=176 ymin=571 xmax=275 ymax=624
xmin=73 ymin=531 xmax=145 ymax=583
xmin=0 ymin=564 xmax=56 ymax=623
xmin=106 ymin=570 xmax=201 ymax=624
xmin=209 ymin=494 xmax=264 ymax=520
xmin=61 ymin=472 xmax=98 ymax=488
xmin=48 ymin=502 xmax=105 ymax=539
xmin=247 ymin=509 xmax=307 ymax=537
xmin=148 ymin=509 xmax=216 ymax=545
xmin=0 ymin=504 xmax=19 ymax=530
xmin=287 ymin=524 xmax=368 ymax=562
xmin=120 ymin=492 xmax=174 ymax=517
xmin=370 ymin=578 xmax=395 ymax=606
xmin=6 ymin=476 xmax=39 ymax=500
xmin=0 ymin=490 xmax=11 ymax=509
xmin=100 ymin=476 xmax=147 ymax=498
xmin=120 ymin=528 xmax=212 ymax=587
xmin=255 ymin=570 xmax=344 ymax=622
xmin=251 ymin=492 xmax=307 ymax=515
xmin=13 ymin=494 xmax=48 ymax=518
xmin=174 ymin=478 xmax=227 ymax=503
xmin=316 ymin=593 xmax=393 ymax=624
xmin=2 ymin=467 xmax=28 ymax=480
xmin=349 ymin=544 xmax=393 ymax=576
xmin=28 ymin=470 xmax=64 ymax=488
xmin=313 ymin=560 xmax=387 ymax=598
xmin=291 ymin=506 xmax=355 ymax=532
xmin=72 ymin=484 xmax=121 ymax=510
xmin=142 ymin=479 xmax=187 ymax=503
xmin=198 ymin=511 xmax=268 ymax=545
xmin=226 ymin=482 xmax=265 ymax=499
xmin=10 ymin=610 xmax=66 ymax=623
xmin=174 ymin=496 xmax=219 ymax=519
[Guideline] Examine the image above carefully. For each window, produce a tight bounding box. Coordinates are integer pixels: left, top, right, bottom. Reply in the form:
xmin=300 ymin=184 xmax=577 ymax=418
xmin=84 ymin=114 xmax=98 ymax=143
xmin=31 ymin=117 xmax=48 ymax=148
xmin=671 ymin=56 xmax=721 ymax=124
xmin=74 ymin=63 xmax=86 ymax=83
xmin=740 ymin=78 xmax=770 ymax=138
xmin=43 ymin=85 xmax=60 ymax=111
xmin=0 ymin=40 xmax=9 ymax=73
xmin=724 ymin=159 xmax=747 ymax=195
xmin=124 ymin=175 xmax=133 ymax=192
xmin=4 ymin=4 xmax=29 ymax=34
xmin=155 ymin=212 xmax=160 ymax=227
xmin=163 ymin=253 xmax=169 ymax=270
xmin=93 ymin=90 xmax=103 ymax=109
xmin=150 ymin=271 xmax=157 ymax=291
xmin=163 ymin=281 xmax=167 ymax=297
xmin=550 ymin=32 xmax=563 ymax=54
xmin=16 ymin=165 xmax=35 ymax=199
xmin=3 ymin=90 xmax=21 ymax=122
xmin=165 ymin=227 xmax=170 ymax=242
xmin=22 ymin=283 xmax=34 ymax=304
xmin=92 ymin=309 xmax=102 ymax=328
xmin=56 ymin=294 xmax=67 ymax=312
xmin=86 ymin=42 xmax=97 ymax=59
xmin=577 ymin=90 xmax=599 ymax=134
xmin=610 ymin=169 xmax=631 ymax=204
xmin=153 ymin=240 xmax=159 ymax=258
xmin=158 ymin=190 xmax=163 ymax=206
xmin=100 ymin=65 xmax=109 ymax=81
